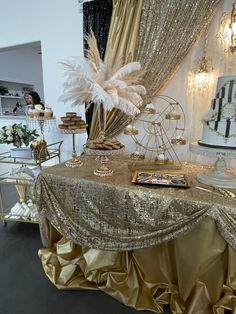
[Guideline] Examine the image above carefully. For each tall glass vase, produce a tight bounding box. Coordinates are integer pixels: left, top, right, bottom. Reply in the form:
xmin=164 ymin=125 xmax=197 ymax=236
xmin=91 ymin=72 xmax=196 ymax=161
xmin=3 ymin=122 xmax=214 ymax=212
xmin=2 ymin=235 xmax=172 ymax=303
xmin=98 ymin=104 xmax=106 ymax=139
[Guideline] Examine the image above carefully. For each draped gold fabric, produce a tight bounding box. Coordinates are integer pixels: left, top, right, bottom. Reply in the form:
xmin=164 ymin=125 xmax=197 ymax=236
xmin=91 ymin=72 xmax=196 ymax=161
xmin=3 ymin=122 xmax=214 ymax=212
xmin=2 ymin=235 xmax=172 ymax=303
xmin=38 ymin=218 xmax=236 ymax=313
xmin=136 ymin=0 xmax=222 ymax=99
xmin=34 ymin=157 xmax=236 ymax=251
xmin=35 ymin=158 xmax=236 ymax=312
xmin=89 ymin=0 xmax=143 ymax=140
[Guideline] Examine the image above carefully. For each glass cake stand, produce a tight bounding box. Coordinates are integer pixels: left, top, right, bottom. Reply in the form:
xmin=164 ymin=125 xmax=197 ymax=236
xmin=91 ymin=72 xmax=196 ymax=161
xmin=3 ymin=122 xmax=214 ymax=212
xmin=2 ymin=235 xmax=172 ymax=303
xmin=84 ymin=147 xmax=125 ymax=176
xmin=27 ymin=116 xmax=56 ymax=141
xmin=190 ymin=142 xmax=236 ymax=188
xmin=61 ymin=128 xmax=87 ymax=168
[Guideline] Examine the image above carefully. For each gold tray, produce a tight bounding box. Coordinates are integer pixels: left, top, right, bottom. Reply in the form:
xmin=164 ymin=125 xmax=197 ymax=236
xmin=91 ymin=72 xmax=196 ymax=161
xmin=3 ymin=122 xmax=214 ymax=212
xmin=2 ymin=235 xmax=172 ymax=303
xmin=131 ymin=170 xmax=189 ymax=188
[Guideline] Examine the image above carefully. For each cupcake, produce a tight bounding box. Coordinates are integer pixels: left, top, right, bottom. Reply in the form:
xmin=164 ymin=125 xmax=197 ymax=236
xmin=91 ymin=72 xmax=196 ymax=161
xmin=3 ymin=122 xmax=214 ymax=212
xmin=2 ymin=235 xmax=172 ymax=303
xmin=33 ymin=109 xmax=40 ymax=118
xmin=39 ymin=109 xmax=45 ymax=117
xmin=28 ymin=109 xmax=34 ymax=118
xmin=34 ymin=104 xmax=43 ymax=110
xmin=44 ymin=108 xmax=53 ymax=119
xmin=66 ymin=112 xmax=77 ymax=117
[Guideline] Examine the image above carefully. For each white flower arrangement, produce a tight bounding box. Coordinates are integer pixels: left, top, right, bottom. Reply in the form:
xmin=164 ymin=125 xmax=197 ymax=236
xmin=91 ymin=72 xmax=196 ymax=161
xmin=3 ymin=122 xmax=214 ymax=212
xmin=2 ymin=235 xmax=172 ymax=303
xmin=202 ymin=109 xmax=218 ymax=122
xmin=60 ymin=32 xmax=146 ymax=116
xmin=0 ymin=123 xmax=38 ymax=148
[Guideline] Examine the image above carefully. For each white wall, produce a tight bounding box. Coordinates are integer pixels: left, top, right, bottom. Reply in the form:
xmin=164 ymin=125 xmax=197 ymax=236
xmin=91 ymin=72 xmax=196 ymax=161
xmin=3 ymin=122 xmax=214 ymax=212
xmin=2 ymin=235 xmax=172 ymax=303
xmin=0 ymin=46 xmax=44 ymax=98
xmin=0 ymin=0 xmax=86 ymax=162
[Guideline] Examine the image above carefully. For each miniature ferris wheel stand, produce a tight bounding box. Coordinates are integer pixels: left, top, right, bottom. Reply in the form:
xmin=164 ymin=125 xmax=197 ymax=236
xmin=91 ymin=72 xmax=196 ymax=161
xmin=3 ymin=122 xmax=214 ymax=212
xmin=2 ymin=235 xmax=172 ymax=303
xmin=190 ymin=142 xmax=236 ymax=189
xmin=124 ymin=95 xmax=186 ymax=166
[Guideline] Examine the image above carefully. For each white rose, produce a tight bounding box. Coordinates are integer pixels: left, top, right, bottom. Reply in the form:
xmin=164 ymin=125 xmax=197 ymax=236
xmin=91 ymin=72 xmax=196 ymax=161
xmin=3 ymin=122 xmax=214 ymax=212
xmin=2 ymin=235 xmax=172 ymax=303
xmin=202 ymin=109 xmax=217 ymax=122
xmin=7 ymin=136 xmax=13 ymax=141
xmin=6 ymin=129 xmax=13 ymax=135
xmin=17 ymin=129 xmax=24 ymax=137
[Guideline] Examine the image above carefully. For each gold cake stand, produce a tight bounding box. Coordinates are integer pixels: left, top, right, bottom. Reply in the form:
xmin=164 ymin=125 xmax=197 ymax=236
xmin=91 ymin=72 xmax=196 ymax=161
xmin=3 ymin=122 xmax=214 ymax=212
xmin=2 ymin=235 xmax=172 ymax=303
xmin=27 ymin=116 xmax=56 ymax=141
xmin=61 ymin=128 xmax=87 ymax=168
xmin=84 ymin=147 xmax=125 ymax=176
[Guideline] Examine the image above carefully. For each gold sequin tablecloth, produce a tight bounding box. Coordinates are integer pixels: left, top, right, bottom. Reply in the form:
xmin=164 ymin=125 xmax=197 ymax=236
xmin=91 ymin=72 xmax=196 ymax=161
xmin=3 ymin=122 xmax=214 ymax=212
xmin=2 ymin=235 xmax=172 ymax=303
xmin=34 ymin=157 xmax=236 ymax=313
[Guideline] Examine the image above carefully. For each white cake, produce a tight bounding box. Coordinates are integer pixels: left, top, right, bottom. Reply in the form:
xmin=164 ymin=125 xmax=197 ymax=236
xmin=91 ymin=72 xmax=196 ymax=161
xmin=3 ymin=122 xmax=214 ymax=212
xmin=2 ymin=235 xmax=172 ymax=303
xmin=199 ymin=75 xmax=236 ymax=149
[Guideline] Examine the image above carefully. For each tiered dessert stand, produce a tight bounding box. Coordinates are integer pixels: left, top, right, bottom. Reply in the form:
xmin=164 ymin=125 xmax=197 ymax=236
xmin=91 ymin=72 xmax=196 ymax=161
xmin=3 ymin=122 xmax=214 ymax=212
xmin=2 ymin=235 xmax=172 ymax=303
xmin=190 ymin=142 xmax=236 ymax=188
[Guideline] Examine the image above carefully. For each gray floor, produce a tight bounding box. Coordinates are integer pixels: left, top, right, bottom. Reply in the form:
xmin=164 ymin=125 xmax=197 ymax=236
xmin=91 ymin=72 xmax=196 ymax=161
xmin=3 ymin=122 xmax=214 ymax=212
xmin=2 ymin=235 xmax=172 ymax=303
xmin=0 ymin=186 xmax=171 ymax=314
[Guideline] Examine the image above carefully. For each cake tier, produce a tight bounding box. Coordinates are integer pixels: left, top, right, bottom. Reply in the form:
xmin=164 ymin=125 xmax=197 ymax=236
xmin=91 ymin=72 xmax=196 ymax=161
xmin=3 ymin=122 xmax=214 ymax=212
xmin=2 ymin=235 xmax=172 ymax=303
xmin=201 ymin=121 xmax=236 ymax=148
xmin=216 ymin=75 xmax=236 ymax=91
xmin=214 ymin=78 xmax=236 ymax=105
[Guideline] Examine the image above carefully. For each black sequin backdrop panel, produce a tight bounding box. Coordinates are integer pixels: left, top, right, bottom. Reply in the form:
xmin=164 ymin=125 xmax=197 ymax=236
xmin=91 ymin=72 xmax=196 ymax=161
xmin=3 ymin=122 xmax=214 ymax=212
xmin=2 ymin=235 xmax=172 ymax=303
xmin=83 ymin=0 xmax=113 ymax=135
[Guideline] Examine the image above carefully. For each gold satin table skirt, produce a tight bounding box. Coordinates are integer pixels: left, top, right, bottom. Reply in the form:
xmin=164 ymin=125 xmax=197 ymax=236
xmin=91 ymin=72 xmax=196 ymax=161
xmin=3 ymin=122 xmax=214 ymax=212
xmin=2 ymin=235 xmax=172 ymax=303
xmin=39 ymin=217 xmax=236 ymax=314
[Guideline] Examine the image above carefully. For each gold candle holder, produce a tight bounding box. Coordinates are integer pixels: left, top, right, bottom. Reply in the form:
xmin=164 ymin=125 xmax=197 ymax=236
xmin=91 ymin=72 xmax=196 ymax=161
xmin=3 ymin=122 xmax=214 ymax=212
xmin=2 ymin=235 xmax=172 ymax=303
xmin=165 ymin=113 xmax=181 ymax=120
xmin=141 ymin=105 xmax=156 ymax=114
xmin=124 ymin=125 xmax=139 ymax=135
xmin=171 ymin=138 xmax=186 ymax=145
xmin=130 ymin=152 xmax=145 ymax=160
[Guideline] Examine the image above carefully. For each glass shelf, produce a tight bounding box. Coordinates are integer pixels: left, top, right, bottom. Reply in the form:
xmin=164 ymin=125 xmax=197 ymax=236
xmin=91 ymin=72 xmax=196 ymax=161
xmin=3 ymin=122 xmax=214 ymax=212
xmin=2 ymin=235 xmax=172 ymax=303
xmin=0 ymin=172 xmax=39 ymax=224
xmin=0 ymin=141 xmax=63 ymax=169
xmin=0 ymin=140 xmax=63 ymax=224
xmin=0 ymin=95 xmax=24 ymax=99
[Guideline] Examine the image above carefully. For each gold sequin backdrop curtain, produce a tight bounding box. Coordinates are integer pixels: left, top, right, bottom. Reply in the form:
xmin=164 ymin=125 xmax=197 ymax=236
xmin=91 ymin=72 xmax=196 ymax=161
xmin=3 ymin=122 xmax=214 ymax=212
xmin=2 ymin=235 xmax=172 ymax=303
xmin=89 ymin=0 xmax=222 ymax=140
xmin=136 ymin=0 xmax=222 ymax=99
xmin=89 ymin=0 xmax=143 ymax=140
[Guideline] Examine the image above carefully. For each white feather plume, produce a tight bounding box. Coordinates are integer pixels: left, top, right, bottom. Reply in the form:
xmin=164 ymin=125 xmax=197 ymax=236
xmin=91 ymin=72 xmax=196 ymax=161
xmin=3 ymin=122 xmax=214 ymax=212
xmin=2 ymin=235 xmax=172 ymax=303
xmin=117 ymin=97 xmax=140 ymax=116
xmin=108 ymin=79 xmax=127 ymax=89
xmin=126 ymin=85 xmax=146 ymax=95
xmin=110 ymin=62 xmax=141 ymax=81
xmin=60 ymin=34 xmax=146 ymax=116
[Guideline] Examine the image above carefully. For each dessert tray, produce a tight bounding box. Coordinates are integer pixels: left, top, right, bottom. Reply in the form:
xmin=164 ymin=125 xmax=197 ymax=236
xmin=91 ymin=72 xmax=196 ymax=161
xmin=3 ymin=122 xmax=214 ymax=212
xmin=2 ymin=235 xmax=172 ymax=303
xmin=132 ymin=170 xmax=189 ymax=188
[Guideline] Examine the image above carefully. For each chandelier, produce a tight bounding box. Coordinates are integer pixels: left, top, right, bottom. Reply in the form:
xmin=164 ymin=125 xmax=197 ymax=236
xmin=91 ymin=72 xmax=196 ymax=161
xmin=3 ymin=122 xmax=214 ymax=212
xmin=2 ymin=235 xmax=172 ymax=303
xmin=193 ymin=56 xmax=213 ymax=90
xmin=217 ymin=3 xmax=236 ymax=53
xmin=189 ymin=29 xmax=214 ymax=92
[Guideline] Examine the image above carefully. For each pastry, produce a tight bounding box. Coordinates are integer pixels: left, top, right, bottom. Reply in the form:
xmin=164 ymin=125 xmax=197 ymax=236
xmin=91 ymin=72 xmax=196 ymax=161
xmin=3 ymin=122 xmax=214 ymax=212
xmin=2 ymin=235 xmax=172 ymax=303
xmin=58 ymin=112 xmax=88 ymax=131
xmin=66 ymin=112 xmax=77 ymax=117
xmin=58 ymin=124 xmax=68 ymax=129
xmin=34 ymin=104 xmax=43 ymax=110
xmin=78 ymin=123 xmax=88 ymax=129
xmin=71 ymin=116 xmax=82 ymax=121
xmin=68 ymin=125 xmax=80 ymax=130
xmin=28 ymin=104 xmax=54 ymax=119
xmin=28 ymin=109 xmax=34 ymax=118
xmin=44 ymin=108 xmax=53 ymax=118
xmin=86 ymin=138 xmax=124 ymax=150
xmin=61 ymin=117 xmax=71 ymax=122
xmin=39 ymin=110 xmax=44 ymax=117
xmin=33 ymin=110 xmax=40 ymax=118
